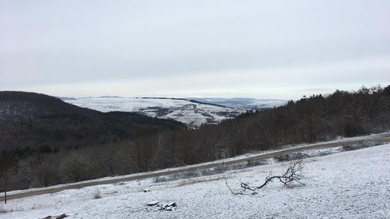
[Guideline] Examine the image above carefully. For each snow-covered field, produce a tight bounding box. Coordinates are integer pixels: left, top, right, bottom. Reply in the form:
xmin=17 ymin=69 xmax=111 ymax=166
xmin=63 ymin=97 xmax=244 ymax=128
xmin=1 ymin=143 xmax=389 ymax=219
xmin=192 ymin=98 xmax=287 ymax=110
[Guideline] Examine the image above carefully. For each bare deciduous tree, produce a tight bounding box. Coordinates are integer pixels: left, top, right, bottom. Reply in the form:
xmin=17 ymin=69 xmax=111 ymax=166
xmin=0 ymin=157 xmax=19 ymax=203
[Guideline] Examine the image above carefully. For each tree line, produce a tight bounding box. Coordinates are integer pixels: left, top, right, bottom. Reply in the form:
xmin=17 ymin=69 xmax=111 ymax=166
xmin=1 ymin=85 xmax=390 ymax=192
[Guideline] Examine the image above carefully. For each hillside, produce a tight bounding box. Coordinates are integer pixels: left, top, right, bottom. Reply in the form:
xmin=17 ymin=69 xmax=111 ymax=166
xmin=0 ymin=91 xmax=98 ymax=122
xmin=63 ymin=97 xmax=245 ymax=128
xmin=191 ymin=98 xmax=287 ymax=110
xmin=0 ymin=92 xmax=186 ymax=153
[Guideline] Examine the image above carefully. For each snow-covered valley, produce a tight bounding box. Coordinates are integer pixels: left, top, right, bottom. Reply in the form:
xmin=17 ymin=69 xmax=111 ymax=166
xmin=62 ymin=97 xmax=285 ymax=128
xmin=1 ymin=139 xmax=389 ymax=219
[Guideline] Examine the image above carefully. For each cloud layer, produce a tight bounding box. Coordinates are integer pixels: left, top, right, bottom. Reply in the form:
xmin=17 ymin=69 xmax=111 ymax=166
xmin=1 ymin=0 xmax=389 ymax=99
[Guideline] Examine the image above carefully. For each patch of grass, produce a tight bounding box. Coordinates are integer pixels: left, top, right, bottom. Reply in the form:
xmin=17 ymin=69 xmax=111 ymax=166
xmin=342 ymin=142 xmax=374 ymax=151
xmin=0 ymin=207 xmax=14 ymax=214
xmin=0 ymin=208 xmax=7 ymax=214
xmin=245 ymin=159 xmax=269 ymax=167
xmin=212 ymin=165 xmax=230 ymax=174
xmin=181 ymin=170 xmax=199 ymax=179
xmin=275 ymin=152 xmax=307 ymax=162
xmin=153 ymin=175 xmax=178 ymax=183
xmin=201 ymin=169 xmax=213 ymax=176
xmin=175 ymin=175 xmax=232 ymax=187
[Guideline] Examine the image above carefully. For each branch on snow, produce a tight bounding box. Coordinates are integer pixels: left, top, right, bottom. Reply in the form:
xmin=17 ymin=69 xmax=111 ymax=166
xmin=227 ymin=159 xmax=305 ymax=195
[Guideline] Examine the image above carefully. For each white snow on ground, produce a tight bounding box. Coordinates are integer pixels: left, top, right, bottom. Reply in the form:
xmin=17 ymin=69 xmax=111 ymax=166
xmin=65 ymin=97 xmax=192 ymax=112
xmin=191 ymin=98 xmax=287 ymax=110
xmin=63 ymin=97 xmax=244 ymax=128
xmin=1 ymin=143 xmax=389 ymax=219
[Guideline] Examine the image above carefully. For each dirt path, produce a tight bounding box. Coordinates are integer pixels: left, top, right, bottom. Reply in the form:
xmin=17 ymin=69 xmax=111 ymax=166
xmin=2 ymin=135 xmax=390 ymax=202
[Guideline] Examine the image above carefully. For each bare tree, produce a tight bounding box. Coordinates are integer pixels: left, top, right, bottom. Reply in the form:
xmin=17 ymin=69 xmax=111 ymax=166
xmin=227 ymin=159 xmax=304 ymax=195
xmin=34 ymin=157 xmax=60 ymax=187
xmin=60 ymin=153 xmax=93 ymax=182
xmin=0 ymin=157 xmax=19 ymax=203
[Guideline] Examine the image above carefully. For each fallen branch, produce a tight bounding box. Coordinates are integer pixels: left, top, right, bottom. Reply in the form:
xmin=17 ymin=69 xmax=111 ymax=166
xmin=257 ymin=158 xmax=304 ymax=189
xmin=227 ymin=159 xmax=304 ymax=195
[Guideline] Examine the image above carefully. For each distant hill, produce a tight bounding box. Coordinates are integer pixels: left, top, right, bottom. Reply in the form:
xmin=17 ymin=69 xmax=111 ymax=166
xmin=190 ymin=98 xmax=287 ymax=110
xmin=0 ymin=91 xmax=98 ymax=122
xmin=0 ymin=91 xmax=186 ymax=152
xmin=62 ymin=97 xmax=245 ymax=128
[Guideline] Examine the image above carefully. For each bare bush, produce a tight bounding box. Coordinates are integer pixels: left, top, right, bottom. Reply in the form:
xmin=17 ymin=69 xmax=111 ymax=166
xmin=0 ymin=207 xmax=8 ymax=214
xmin=93 ymin=189 xmax=101 ymax=199
xmin=0 ymin=157 xmax=19 ymax=203
xmin=275 ymin=152 xmax=307 ymax=162
xmin=60 ymin=153 xmax=93 ymax=182
xmin=181 ymin=170 xmax=199 ymax=179
xmin=153 ymin=175 xmax=178 ymax=183
xmin=245 ymin=159 xmax=270 ymax=167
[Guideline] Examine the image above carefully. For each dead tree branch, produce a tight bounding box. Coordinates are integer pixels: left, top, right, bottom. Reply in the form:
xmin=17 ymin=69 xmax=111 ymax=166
xmin=257 ymin=158 xmax=304 ymax=189
xmin=225 ymin=181 xmax=242 ymax=195
xmin=227 ymin=159 xmax=304 ymax=195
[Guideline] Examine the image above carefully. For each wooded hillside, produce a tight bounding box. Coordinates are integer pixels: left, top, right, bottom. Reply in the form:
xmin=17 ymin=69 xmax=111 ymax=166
xmin=0 ymin=92 xmax=186 ymax=152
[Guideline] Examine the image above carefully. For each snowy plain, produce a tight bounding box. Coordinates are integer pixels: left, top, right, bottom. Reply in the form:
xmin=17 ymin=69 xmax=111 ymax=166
xmin=1 ymin=142 xmax=389 ymax=218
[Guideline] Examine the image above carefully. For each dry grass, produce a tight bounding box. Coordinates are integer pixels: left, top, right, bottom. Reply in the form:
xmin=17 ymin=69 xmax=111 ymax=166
xmin=93 ymin=189 xmax=102 ymax=199
xmin=0 ymin=207 xmax=7 ymax=214
xmin=175 ymin=174 xmax=236 ymax=187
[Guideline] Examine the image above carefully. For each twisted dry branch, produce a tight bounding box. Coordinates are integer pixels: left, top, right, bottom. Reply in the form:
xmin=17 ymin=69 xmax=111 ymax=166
xmin=227 ymin=159 xmax=304 ymax=195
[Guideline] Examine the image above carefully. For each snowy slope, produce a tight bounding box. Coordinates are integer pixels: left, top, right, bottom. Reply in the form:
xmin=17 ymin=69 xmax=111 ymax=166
xmin=192 ymin=98 xmax=287 ymax=110
xmin=1 ymin=143 xmax=389 ymax=219
xmin=63 ymin=97 xmax=245 ymax=128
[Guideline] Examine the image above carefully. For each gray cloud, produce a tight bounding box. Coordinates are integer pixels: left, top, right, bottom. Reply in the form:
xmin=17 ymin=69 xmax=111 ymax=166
xmin=1 ymin=0 xmax=390 ymax=99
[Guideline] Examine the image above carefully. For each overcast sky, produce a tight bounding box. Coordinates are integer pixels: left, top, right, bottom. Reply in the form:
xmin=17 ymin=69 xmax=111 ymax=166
xmin=1 ymin=0 xmax=389 ymax=99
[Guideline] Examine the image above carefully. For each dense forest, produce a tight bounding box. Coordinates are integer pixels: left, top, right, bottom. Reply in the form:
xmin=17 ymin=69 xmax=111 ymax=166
xmin=1 ymin=85 xmax=390 ymax=191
